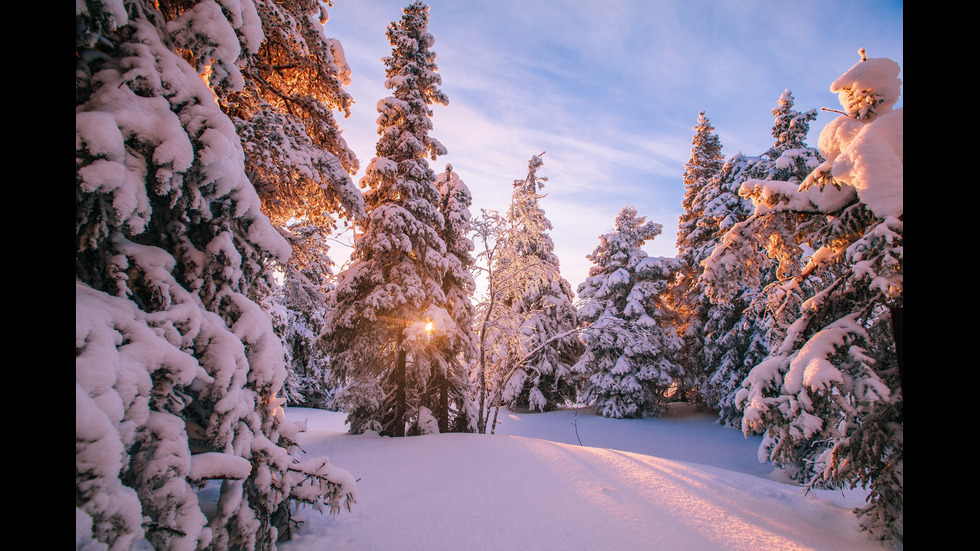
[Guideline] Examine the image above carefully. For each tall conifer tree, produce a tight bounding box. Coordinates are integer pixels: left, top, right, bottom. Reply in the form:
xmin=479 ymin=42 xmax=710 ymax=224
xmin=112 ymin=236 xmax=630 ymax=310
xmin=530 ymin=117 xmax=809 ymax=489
xmin=76 ymin=2 xmax=354 ymax=549
xmin=700 ymin=90 xmax=824 ymax=427
xmin=427 ymin=164 xmax=478 ymax=432
xmin=708 ymin=53 xmax=903 ymax=544
xmin=669 ymin=112 xmax=725 ymax=405
xmin=576 ymin=207 xmax=681 ymax=418
xmin=694 ymin=153 xmax=765 ymax=424
xmin=495 ymin=154 xmax=583 ymax=411
xmin=322 ymin=2 xmax=466 ymax=437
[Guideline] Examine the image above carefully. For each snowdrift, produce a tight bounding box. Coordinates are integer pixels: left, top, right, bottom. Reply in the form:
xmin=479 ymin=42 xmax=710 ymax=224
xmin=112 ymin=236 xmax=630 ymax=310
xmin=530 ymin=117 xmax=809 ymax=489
xmin=269 ymin=405 xmax=885 ymax=550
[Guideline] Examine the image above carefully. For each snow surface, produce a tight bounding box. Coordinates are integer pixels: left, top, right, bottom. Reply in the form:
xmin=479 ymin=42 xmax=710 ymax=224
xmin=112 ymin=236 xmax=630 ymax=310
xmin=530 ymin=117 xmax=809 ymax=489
xmin=260 ymin=404 xmax=886 ymax=551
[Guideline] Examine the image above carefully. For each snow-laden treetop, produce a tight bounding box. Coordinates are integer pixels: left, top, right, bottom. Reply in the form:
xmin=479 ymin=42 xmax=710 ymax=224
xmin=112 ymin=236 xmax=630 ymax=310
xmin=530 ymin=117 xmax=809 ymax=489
xmin=813 ymin=50 xmax=903 ymax=219
xmin=750 ymin=51 xmax=902 ymax=221
xmin=830 ymin=49 xmax=902 ymax=120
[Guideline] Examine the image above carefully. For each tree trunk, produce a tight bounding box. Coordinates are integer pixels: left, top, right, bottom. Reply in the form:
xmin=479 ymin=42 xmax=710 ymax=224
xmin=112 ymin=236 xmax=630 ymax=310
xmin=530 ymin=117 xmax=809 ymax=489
xmin=394 ymin=331 xmax=406 ymax=438
xmin=477 ymin=371 xmax=487 ymax=434
xmin=892 ymin=305 xmax=903 ymax=397
xmin=438 ymin=371 xmax=449 ymax=433
xmin=476 ymin=286 xmax=496 ymax=434
xmin=489 ymin=405 xmax=500 ymax=435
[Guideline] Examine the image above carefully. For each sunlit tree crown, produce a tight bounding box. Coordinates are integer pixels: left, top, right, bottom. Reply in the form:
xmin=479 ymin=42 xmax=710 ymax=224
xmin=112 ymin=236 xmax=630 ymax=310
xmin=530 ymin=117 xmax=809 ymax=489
xmin=768 ymin=89 xmax=818 ymax=156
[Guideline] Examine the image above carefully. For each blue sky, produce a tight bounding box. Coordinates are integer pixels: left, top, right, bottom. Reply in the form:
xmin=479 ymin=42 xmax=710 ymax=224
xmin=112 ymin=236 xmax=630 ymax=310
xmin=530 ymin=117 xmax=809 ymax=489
xmin=321 ymin=0 xmax=903 ymax=296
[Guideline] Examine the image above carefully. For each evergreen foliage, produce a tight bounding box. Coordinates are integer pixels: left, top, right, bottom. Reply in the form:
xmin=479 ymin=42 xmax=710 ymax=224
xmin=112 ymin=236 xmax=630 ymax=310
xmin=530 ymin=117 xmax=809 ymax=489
xmin=576 ymin=207 xmax=681 ymax=418
xmin=224 ymin=0 xmax=364 ymax=231
xmin=215 ymin=0 xmax=365 ymax=410
xmin=322 ymin=2 xmax=473 ymax=437
xmin=669 ymin=111 xmax=727 ymax=406
xmin=707 ymin=52 xmax=903 ymax=544
xmin=676 ymin=112 xmax=727 ymax=271
xmin=272 ymin=261 xmax=338 ymax=409
xmin=76 ymin=2 xmax=903 ymax=545
xmin=495 ymin=154 xmax=583 ymax=411
xmin=75 ymin=1 xmax=355 ymax=549
xmin=768 ymin=89 xmax=820 ymax=157
xmin=696 ymin=153 xmax=768 ymax=426
xmin=700 ymin=90 xmax=824 ymax=428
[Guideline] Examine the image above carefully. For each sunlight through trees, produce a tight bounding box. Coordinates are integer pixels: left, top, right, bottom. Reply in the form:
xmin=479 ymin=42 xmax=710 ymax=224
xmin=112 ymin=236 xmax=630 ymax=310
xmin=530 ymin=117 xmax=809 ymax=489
xmin=77 ymin=1 xmax=902 ymax=547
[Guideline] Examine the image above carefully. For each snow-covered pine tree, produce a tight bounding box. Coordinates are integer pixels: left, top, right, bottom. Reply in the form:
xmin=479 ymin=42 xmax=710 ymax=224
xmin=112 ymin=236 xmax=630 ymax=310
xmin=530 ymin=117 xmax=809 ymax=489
xmin=768 ymin=89 xmax=819 ymax=158
xmin=693 ymin=153 xmax=767 ymax=425
xmin=214 ymin=0 xmax=365 ymax=409
xmin=668 ymin=111 xmax=726 ymax=406
xmin=714 ymin=51 xmax=903 ymax=544
xmin=575 ymin=207 xmax=681 ymax=418
xmin=675 ymin=112 xmax=726 ymax=271
xmin=76 ymin=2 xmax=355 ymax=549
xmin=322 ymin=1 xmax=464 ymax=437
xmin=495 ymin=154 xmax=583 ymax=412
xmin=272 ymin=254 xmax=338 ymax=409
xmin=700 ymin=90 xmax=825 ymax=428
xmin=427 ymin=164 xmax=479 ymax=433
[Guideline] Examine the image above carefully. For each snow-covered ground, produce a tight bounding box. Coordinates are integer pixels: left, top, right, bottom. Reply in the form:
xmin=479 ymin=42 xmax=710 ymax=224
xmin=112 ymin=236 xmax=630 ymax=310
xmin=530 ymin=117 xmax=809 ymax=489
xmin=264 ymin=403 xmax=886 ymax=550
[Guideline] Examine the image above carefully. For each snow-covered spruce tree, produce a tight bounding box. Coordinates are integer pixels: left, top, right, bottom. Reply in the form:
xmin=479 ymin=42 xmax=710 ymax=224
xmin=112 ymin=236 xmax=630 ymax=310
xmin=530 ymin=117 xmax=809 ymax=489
xmin=75 ymin=2 xmax=355 ymax=549
xmin=575 ymin=207 xmax=682 ymax=418
xmin=702 ymin=91 xmax=830 ymax=430
xmin=495 ymin=154 xmax=583 ymax=412
xmin=214 ymin=0 xmax=365 ymax=409
xmin=688 ymin=152 xmax=765 ymax=425
xmin=667 ymin=111 xmax=726 ymax=406
xmin=426 ymin=164 xmax=479 ymax=433
xmin=271 ymin=253 xmax=338 ymax=409
xmin=711 ymin=51 xmax=903 ymax=544
xmin=322 ymin=1 xmax=469 ymax=437
xmin=768 ymin=89 xmax=820 ymax=158
xmin=700 ymin=90 xmax=825 ymax=428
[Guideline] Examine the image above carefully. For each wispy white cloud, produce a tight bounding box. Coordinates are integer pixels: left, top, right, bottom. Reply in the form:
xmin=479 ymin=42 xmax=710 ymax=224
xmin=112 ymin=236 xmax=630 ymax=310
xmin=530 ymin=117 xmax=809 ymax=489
xmin=323 ymin=0 xmax=902 ymax=292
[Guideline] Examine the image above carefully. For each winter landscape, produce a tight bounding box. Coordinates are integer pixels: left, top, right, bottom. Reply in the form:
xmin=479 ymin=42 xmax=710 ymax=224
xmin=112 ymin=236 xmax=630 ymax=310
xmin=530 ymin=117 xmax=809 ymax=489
xmin=76 ymin=1 xmax=902 ymax=550
xmin=268 ymin=404 xmax=886 ymax=551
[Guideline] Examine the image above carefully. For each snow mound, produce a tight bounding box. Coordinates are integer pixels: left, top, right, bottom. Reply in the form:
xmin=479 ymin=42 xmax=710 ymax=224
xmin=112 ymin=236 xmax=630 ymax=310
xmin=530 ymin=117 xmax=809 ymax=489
xmin=278 ymin=407 xmax=883 ymax=551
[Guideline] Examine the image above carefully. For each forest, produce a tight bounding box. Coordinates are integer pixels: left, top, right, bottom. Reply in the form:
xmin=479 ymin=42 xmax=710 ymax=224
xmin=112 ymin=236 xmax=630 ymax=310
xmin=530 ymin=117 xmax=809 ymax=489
xmin=75 ymin=1 xmax=903 ymax=550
